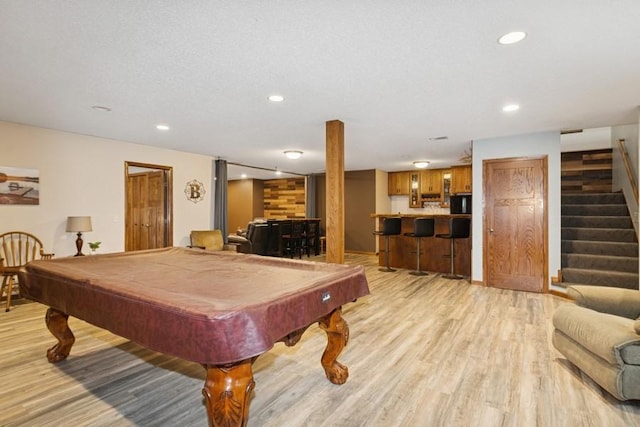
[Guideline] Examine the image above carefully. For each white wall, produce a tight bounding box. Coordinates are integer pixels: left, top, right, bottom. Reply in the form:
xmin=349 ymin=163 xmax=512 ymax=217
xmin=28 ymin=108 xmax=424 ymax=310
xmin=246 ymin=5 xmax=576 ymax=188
xmin=374 ymin=169 xmax=391 ymax=252
xmin=390 ymin=196 xmax=449 ymax=215
xmin=0 ymin=121 xmax=213 ymax=256
xmin=374 ymin=169 xmax=391 ymax=216
xmin=471 ymin=131 xmax=561 ymax=288
xmin=560 ymin=127 xmax=611 ymax=152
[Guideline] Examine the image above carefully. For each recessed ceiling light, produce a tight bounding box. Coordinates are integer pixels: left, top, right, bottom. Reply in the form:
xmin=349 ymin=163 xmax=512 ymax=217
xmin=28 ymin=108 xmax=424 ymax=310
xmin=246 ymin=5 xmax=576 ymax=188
xmin=91 ymin=105 xmax=111 ymax=112
xmin=413 ymin=161 xmax=430 ymax=169
xmin=498 ymin=31 xmax=527 ymax=45
xmin=284 ymin=150 xmax=303 ymax=159
xmin=156 ymin=124 xmax=170 ymax=131
xmin=502 ymin=104 xmax=520 ymax=112
xmin=275 ymin=169 xmax=283 ymax=176
xmin=268 ymin=95 xmax=285 ymax=102
xmin=240 ymin=174 xmax=247 ymax=179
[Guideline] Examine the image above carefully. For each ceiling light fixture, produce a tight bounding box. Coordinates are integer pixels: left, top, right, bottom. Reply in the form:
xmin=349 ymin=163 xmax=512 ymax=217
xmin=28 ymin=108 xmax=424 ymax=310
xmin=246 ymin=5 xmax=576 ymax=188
xmin=268 ymin=95 xmax=285 ymax=102
xmin=413 ymin=161 xmax=430 ymax=169
xmin=156 ymin=124 xmax=170 ymax=131
xmin=502 ymin=104 xmax=520 ymax=112
xmin=284 ymin=150 xmax=303 ymax=159
xmin=498 ymin=31 xmax=527 ymax=45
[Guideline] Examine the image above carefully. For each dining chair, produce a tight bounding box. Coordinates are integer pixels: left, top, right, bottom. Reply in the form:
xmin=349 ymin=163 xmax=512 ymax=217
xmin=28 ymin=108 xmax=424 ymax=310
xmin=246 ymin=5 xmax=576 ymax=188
xmin=0 ymin=231 xmax=54 ymax=311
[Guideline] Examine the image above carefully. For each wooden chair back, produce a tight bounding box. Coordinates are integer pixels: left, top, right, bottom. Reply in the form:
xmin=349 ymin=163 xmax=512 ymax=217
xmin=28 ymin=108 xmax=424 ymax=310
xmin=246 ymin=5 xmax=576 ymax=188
xmin=0 ymin=231 xmax=54 ymax=311
xmin=0 ymin=231 xmax=52 ymax=268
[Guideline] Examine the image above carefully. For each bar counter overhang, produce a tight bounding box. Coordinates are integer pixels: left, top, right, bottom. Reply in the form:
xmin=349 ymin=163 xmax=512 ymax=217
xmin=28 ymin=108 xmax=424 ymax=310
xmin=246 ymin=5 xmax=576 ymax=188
xmin=371 ymin=214 xmax=471 ymax=276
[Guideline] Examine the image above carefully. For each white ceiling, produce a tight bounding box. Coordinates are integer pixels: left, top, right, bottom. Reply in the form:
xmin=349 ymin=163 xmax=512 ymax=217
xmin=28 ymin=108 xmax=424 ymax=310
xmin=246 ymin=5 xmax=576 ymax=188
xmin=1 ymin=1 xmax=639 ymax=180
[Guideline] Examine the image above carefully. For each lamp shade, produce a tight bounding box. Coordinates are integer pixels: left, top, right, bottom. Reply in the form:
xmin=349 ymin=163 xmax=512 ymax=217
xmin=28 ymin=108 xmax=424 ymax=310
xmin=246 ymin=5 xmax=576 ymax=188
xmin=66 ymin=216 xmax=92 ymax=232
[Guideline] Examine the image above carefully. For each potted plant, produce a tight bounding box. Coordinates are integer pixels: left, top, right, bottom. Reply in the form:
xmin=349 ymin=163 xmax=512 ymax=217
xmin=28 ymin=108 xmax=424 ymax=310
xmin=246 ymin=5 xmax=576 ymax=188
xmin=88 ymin=241 xmax=101 ymax=255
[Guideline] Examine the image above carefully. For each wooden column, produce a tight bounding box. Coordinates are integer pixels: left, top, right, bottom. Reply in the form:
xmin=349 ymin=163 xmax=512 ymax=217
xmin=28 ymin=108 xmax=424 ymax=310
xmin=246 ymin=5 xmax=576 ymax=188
xmin=326 ymin=120 xmax=345 ymax=264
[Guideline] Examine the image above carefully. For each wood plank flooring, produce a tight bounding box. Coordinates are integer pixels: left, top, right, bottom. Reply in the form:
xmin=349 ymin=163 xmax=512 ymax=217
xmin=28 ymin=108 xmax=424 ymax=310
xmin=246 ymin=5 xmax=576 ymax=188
xmin=1 ymin=254 xmax=639 ymax=426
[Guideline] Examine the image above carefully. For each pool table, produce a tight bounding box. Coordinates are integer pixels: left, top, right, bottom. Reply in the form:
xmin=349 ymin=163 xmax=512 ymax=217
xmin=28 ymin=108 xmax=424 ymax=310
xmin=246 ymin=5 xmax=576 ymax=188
xmin=19 ymin=247 xmax=370 ymax=426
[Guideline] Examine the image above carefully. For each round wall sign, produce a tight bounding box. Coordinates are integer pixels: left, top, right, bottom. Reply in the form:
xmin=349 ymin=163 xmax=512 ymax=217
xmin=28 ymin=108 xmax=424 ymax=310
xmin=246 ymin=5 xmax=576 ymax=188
xmin=185 ymin=179 xmax=205 ymax=203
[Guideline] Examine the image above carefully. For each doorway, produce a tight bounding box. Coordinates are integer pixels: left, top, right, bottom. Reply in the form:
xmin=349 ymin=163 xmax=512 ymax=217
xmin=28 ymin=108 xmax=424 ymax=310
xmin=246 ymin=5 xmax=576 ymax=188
xmin=483 ymin=156 xmax=548 ymax=292
xmin=125 ymin=162 xmax=173 ymax=251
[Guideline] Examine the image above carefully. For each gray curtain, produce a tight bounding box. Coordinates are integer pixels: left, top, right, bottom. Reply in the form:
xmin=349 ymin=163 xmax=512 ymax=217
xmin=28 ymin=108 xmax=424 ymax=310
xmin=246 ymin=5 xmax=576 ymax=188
xmin=306 ymin=174 xmax=317 ymax=218
xmin=213 ymin=159 xmax=228 ymax=243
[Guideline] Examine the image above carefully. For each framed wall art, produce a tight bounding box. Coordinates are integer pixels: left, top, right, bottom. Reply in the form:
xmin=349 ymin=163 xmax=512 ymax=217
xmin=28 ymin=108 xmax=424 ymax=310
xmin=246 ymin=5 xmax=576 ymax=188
xmin=185 ymin=179 xmax=205 ymax=203
xmin=0 ymin=166 xmax=40 ymax=205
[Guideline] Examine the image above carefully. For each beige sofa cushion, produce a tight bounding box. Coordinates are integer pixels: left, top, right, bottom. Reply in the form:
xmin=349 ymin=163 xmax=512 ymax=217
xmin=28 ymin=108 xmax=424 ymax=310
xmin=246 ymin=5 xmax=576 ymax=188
xmin=553 ymin=304 xmax=640 ymax=365
xmin=567 ymin=286 xmax=640 ymax=319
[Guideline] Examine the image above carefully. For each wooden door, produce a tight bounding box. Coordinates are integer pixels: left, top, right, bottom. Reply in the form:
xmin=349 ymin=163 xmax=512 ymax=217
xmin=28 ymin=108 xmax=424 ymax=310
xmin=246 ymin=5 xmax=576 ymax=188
xmin=484 ymin=157 xmax=547 ymax=292
xmin=125 ymin=164 xmax=173 ymax=251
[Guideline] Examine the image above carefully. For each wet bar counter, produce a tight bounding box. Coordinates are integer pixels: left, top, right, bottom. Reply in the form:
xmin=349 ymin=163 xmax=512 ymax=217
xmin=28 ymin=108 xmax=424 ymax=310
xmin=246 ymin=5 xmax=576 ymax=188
xmin=372 ymin=214 xmax=471 ymax=276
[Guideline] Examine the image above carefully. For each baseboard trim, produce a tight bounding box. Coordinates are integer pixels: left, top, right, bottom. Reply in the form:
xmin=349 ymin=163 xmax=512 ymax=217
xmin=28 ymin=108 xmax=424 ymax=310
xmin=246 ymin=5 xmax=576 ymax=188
xmin=345 ymin=250 xmax=377 ymax=255
xmin=550 ymin=289 xmax=571 ymax=299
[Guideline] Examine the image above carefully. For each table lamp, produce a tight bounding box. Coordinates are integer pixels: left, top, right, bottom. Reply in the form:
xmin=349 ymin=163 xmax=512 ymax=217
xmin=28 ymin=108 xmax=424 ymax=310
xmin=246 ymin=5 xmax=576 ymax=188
xmin=66 ymin=216 xmax=92 ymax=256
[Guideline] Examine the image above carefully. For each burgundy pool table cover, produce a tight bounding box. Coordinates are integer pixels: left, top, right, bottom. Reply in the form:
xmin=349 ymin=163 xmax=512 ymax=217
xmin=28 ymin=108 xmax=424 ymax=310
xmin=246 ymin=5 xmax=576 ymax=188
xmin=19 ymin=247 xmax=370 ymax=365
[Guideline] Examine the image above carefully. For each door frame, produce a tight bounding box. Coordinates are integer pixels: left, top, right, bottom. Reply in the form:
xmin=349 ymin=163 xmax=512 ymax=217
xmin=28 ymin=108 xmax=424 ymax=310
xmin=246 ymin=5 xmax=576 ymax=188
xmin=124 ymin=161 xmax=173 ymax=250
xmin=482 ymin=155 xmax=549 ymax=292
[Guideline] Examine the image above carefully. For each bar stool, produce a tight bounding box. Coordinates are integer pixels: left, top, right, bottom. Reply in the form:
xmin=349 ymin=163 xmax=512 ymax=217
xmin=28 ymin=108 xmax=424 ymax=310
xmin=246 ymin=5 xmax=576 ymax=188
xmin=404 ymin=217 xmax=435 ymax=276
xmin=373 ymin=217 xmax=402 ymax=272
xmin=436 ymin=217 xmax=471 ymax=279
xmin=281 ymin=220 xmax=304 ymax=258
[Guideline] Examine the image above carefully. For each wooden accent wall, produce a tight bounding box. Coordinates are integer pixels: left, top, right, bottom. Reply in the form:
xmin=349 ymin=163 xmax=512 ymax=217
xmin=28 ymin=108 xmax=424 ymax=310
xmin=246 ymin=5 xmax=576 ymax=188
xmin=561 ymin=149 xmax=612 ymax=193
xmin=263 ymin=178 xmax=306 ymax=219
xmin=228 ymin=179 xmax=264 ymax=232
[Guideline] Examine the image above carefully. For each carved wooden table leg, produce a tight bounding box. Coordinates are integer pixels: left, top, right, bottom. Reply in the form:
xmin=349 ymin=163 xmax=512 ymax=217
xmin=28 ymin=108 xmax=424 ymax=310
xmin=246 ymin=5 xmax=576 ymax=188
xmin=45 ymin=307 xmax=75 ymax=363
xmin=202 ymin=358 xmax=256 ymax=427
xmin=318 ymin=307 xmax=350 ymax=385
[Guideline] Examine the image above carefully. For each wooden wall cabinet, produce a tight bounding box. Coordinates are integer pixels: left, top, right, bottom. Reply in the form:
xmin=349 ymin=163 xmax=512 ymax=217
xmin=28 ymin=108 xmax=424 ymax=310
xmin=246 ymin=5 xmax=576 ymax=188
xmin=419 ymin=169 xmax=443 ymax=198
xmin=388 ymin=171 xmax=410 ymax=195
xmin=451 ymin=165 xmax=472 ymax=194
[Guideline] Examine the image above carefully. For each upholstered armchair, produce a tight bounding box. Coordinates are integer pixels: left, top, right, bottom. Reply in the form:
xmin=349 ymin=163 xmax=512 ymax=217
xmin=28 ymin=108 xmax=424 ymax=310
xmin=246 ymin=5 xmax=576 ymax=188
xmin=189 ymin=230 xmax=233 ymax=251
xmin=228 ymin=223 xmax=269 ymax=255
xmin=552 ymin=285 xmax=640 ymax=400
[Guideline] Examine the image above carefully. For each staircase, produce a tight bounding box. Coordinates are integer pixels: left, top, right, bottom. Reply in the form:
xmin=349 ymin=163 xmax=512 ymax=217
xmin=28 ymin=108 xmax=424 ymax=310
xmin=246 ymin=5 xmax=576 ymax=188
xmin=559 ymin=149 xmax=639 ymax=290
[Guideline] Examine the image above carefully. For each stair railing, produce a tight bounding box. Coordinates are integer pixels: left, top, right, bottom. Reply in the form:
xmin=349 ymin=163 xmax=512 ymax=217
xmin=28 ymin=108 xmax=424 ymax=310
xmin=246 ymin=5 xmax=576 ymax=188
xmin=618 ymin=139 xmax=639 ymax=203
xmin=617 ymin=138 xmax=639 ymax=236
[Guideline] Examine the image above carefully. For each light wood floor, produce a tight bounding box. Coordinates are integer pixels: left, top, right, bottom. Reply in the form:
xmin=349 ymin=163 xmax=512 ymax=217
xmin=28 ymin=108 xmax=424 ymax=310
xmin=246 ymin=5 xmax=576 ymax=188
xmin=1 ymin=254 xmax=639 ymax=426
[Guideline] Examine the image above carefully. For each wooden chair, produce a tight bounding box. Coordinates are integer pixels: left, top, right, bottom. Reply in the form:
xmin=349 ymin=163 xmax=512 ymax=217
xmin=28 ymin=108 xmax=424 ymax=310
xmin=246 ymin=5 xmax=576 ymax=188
xmin=0 ymin=231 xmax=54 ymax=312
